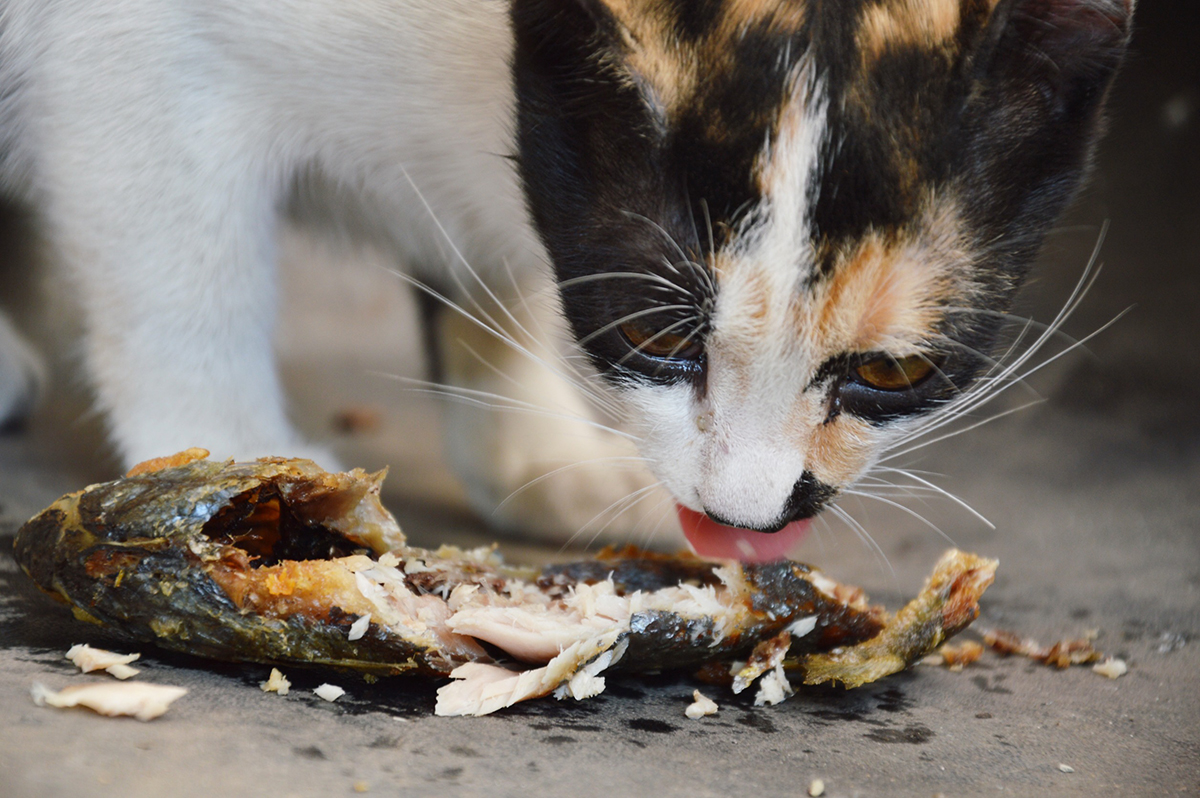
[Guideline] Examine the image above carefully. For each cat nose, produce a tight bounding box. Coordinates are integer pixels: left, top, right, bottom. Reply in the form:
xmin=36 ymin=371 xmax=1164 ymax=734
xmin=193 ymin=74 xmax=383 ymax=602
xmin=704 ymin=471 xmax=838 ymax=533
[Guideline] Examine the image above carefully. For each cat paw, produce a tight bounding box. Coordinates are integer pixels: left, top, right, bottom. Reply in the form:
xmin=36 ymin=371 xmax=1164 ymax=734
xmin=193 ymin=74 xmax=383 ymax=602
xmin=490 ymin=452 xmax=679 ymax=549
xmin=0 ymin=315 xmax=45 ymax=432
xmin=445 ymin=410 xmax=681 ymax=549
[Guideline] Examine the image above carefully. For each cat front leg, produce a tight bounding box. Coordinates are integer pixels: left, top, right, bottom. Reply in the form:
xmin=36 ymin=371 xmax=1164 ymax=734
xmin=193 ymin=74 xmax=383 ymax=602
xmin=428 ymin=283 xmax=680 ymax=547
xmin=38 ymin=141 xmax=333 ymax=470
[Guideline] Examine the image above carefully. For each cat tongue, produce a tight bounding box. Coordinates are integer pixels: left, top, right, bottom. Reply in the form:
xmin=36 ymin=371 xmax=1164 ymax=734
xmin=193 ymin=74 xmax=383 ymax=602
xmin=676 ymin=505 xmax=809 ymax=563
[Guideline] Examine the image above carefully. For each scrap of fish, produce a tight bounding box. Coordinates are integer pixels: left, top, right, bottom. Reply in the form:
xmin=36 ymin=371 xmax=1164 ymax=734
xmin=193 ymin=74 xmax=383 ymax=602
xmin=14 ymin=452 xmax=996 ymax=716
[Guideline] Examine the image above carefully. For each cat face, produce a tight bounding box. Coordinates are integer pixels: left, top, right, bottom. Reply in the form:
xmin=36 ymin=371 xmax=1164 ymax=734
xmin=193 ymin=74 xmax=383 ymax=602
xmin=512 ymin=0 xmax=1132 ymax=532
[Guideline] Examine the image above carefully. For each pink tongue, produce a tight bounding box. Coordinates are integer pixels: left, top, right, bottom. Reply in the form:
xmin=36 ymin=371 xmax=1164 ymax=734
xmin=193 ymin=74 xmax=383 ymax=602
xmin=676 ymin=505 xmax=809 ymax=563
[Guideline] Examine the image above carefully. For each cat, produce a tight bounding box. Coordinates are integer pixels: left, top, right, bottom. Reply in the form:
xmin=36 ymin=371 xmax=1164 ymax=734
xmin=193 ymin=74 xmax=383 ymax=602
xmin=0 ymin=0 xmax=1132 ymax=554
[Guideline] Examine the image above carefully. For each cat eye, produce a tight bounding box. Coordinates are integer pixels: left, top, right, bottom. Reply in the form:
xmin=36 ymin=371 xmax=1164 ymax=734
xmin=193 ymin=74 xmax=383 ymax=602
xmin=829 ymin=349 xmax=972 ymax=423
xmin=619 ymin=320 xmax=703 ymax=360
xmin=853 ymin=354 xmax=936 ymax=392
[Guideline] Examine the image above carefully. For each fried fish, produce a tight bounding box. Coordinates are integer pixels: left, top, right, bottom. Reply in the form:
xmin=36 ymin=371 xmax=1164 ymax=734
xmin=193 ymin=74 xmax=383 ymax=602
xmin=14 ymin=451 xmax=996 ymax=716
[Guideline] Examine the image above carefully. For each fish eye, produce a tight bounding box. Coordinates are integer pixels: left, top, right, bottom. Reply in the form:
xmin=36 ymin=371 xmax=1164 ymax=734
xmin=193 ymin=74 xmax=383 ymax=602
xmin=619 ymin=319 xmax=703 ymax=361
xmin=853 ymin=354 xmax=936 ymax=391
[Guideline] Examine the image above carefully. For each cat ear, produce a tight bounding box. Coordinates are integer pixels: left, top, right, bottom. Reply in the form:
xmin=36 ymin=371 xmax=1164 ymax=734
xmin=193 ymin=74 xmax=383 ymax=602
xmin=984 ymin=0 xmax=1134 ymax=117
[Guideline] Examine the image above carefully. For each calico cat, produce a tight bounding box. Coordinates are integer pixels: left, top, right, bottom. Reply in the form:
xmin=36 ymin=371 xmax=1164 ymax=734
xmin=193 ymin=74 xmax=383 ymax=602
xmin=0 ymin=0 xmax=1132 ymax=555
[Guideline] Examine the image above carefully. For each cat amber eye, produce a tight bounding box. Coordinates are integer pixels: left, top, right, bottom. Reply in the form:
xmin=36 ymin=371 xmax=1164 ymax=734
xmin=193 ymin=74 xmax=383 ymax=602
xmin=619 ymin=320 xmax=702 ymax=360
xmin=854 ymin=354 xmax=936 ymax=391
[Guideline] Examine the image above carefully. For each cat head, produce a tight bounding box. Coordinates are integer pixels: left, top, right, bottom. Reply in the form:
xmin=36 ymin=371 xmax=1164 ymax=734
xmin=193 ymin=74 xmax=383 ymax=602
xmin=510 ymin=0 xmax=1133 ymax=533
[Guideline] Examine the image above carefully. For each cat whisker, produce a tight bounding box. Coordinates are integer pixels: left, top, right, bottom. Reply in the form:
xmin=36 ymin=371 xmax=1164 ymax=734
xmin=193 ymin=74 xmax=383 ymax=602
xmin=615 ymin=314 xmax=702 ymax=366
xmin=825 ymin=503 xmax=897 ymax=583
xmin=850 ymin=479 xmax=936 ymax=499
xmin=562 ymin=479 xmax=666 ymax=553
xmin=841 ymin=489 xmax=958 ymax=548
xmin=453 ymin=339 xmax=528 ymax=393
xmin=394 ymin=165 xmax=624 ymax=419
xmin=575 ymin=304 xmax=695 ymax=348
xmin=557 ymin=271 xmax=688 ymax=295
xmin=894 ymin=303 xmax=1126 ymax=456
xmin=494 ymin=455 xmax=653 ymax=515
xmin=621 ymin=208 xmax=718 ymax=302
xmin=868 ymin=466 xmax=994 ymax=528
xmin=374 ymin=373 xmax=639 ymax=442
xmin=928 ymin=334 xmax=1033 ymax=389
xmin=884 ymin=399 xmax=1045 ymax=462
xmin=384 ymin=268 xmax=621 ymax=420
xmin=495 ymin=256 xmax=626 ymax=416
xmin=496 ymin=258 xmax=637 ymax=419
xmin=811 ymin=513 xmax=833 ymax=561
xmin=886 ymin=225 xmax=1113 ymax=452
xmin=939 ymin=306 xmax=1086 ymax=346
xmin=700 ymin=199 xmax=716 ymax=262
xmin=632 ymin=492 xmax=679 ymax=552
xmin=583 ymin=483 xmax=667 ymax=552
xmin=621 ymin=210 xmax=692 ymax=267
xmin=681 ymin=182 xmax=704 ymax=257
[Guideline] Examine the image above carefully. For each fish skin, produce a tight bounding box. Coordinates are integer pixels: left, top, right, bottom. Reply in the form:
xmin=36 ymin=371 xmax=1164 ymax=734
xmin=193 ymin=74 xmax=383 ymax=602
xmin=14 ymin=455 xmax=995 ymax=709
xmin=14 ymin=459 xmax=439 ymax=675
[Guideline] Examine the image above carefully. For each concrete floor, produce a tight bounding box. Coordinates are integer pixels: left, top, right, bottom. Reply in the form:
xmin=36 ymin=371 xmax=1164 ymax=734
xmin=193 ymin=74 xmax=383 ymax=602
xmin=1 ymin=1 xmax=1198 ymax=795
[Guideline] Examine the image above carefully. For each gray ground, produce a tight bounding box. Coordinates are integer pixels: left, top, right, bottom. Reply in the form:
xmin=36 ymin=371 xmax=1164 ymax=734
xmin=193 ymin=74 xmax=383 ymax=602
xmin=1 ymin=2 xmax=1197 ymax=796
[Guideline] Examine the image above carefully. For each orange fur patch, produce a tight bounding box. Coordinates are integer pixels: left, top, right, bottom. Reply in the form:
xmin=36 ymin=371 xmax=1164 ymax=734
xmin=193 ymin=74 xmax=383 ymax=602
xmin=596 ymin=0 xmax=807 ymax=119
xmin=806 ymin=414 xmax=876 ymax=486
xmin=795 ymin=200 xmax=969 ymax=485
xmin=859 ymin=0 xmax=962 ymax=62
xmin=812 ymin=200 xmax=967 ymax=356
xmin=815 ymin=237 xmax=942 ymax=353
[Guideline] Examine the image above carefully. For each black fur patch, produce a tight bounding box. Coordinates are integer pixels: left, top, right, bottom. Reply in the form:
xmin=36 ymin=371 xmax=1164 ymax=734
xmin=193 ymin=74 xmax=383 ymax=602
xmin=511 ymin=0 xmax=809 ymax=387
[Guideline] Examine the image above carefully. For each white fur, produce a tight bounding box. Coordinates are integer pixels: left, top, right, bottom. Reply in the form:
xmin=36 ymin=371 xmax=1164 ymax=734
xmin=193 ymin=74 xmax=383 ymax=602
xmin=0 ymin=0 xmax=679 ymax=540
xmin=620 ymin=67 xmax=843 ymax=529
xmin=0 ymin=0 xmax=537 ymax=467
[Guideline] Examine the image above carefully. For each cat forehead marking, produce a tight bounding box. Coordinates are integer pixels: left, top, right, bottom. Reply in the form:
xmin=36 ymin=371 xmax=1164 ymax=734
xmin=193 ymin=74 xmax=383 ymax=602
xmin=711 ymin=66 xmax=824 ymax=298
xmin=858 ymin=0 xmax=961 ymax=60
xmin=813 ymin=199 xmax=971 ymax=352
xmin=716 ymin=195 xmax=969 ymax=361
xmin=857 ymin=0 xmax=1006 ymax=62
xmin=598 ymin=0 xmax=807 ymax=117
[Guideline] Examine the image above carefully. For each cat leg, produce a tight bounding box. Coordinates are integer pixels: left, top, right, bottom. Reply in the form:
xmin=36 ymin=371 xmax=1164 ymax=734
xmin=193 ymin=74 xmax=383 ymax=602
xmin=0 ymin=312 xmax=45 ymax=430
xmin=430 ymin=289 xmax=678 ymax=547
xmin=38 ymin=138 xmax=335 ymax=470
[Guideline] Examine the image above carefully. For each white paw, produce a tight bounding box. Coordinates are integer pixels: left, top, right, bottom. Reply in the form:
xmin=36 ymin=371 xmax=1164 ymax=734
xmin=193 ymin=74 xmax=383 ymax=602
xmin=430 ymin=279 xmax=684 ymax=549
xmin=445 ymin=409 xmax=681 ymax=549
xmin=0 ymin=314 xmax=45 ymax=429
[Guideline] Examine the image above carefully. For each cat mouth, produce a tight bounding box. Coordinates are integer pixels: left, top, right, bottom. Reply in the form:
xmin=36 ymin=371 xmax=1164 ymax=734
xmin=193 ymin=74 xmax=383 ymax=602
xmin=676 ymin=505 xmax=810 ymax=563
